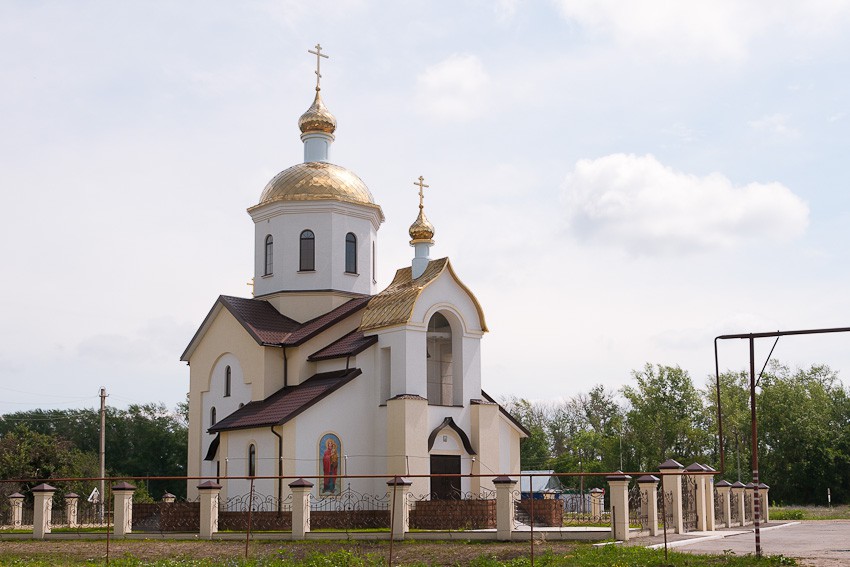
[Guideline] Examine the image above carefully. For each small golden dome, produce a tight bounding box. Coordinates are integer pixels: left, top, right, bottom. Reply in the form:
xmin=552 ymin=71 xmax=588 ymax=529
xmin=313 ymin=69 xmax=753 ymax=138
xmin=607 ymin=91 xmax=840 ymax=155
xmin=298 ymin=90 xmax=337 ymax=135
xmin=409 ymin=208 xmax=435 ymax=242
xmin=254 ymin=162 xmax=382 ymax=212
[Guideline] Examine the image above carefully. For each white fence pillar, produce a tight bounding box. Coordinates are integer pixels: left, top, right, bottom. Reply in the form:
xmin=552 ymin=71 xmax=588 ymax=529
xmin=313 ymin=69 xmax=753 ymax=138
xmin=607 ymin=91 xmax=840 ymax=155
xmin=198 ymin=481 xmax=221 ymax=539
xmin=637 ymin=475 xmax=659 ymax=536
xmin=112 ymin=482 xmax=136 ymax=536
xmin=32 ymin=484 xmax=56 ymax=539
xmin=387 ymin=477 xmax=412 ymax=541
xmin=289 ymin=478 xmax=313 ymax=540
xmin=590 ymin=488 xmax=604 ymax=521
xmin=685 ymin=463 xmax=708 ymax=531
xmin=659 ymin=459 xmax=684 ymax=534
xmin=759 ymin=483 xmax=770 ymax=523
xmin=493 ymin=476 xmax=517 ymax=541
xmin=606 ymin=472 xmax=631 ymax=542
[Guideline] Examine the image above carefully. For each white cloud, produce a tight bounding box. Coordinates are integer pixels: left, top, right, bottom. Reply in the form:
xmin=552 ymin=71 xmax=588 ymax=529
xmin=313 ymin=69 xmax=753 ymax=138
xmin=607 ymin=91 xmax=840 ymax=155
xmin=562 ymin=153 xmax=809 ymax=254
xmin=415 ymin=54 xmax=490 ymax=121
xmin=552 ymin=0 xmax=850 ymax=62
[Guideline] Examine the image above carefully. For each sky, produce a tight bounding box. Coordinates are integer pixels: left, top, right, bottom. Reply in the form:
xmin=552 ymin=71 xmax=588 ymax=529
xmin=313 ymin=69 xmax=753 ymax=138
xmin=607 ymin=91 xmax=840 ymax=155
xmin=2 ymin=1 xmax=850 ymax=415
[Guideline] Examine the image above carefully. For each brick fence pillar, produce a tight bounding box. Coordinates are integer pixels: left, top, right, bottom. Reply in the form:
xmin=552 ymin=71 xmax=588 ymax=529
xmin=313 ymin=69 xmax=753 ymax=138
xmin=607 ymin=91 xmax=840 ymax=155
xmin=387 ymin=476 xmax=412 ymax=541
xmin=731 ymin=482 xmax=746 ymax=526
xmin=32 ymin=483 xmax=56 ymax=539
xmin=64 ymin=493 xmax=80 ymax=528
xmin=112 ymin=482 xmax=136 ymax=536
xmin=659 ymin=459 xmax=685 ymax=534
xmin=9 ymin=493 xmax=24 ymax=529
xmin=493 ymin=476 xmax=516 ymax=541
xmin=198 ymin=480 xmax=222 ymax=539
xmin=637 ymin=475 xmax=660 ymax=536
xmin=606 ymin=471 xmax=631 ymax=542
xmin=715 ymin=481 xmax=732 ymax=528
xmin=289 ymin=478 xmax=313 ymax=540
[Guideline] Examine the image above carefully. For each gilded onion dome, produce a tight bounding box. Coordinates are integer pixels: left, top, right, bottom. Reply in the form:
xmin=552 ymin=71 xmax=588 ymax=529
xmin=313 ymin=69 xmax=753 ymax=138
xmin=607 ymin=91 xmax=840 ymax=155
xmin=251 ymin=161 xmax=383 ymax=216
xmin=409 ymin=208 xmax=435 ymax=242
xmin=298 ymin=90 xmax=337 ymax=135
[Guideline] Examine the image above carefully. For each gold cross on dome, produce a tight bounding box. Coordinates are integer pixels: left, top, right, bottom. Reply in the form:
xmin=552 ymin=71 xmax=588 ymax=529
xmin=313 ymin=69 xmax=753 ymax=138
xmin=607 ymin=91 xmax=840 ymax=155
xmin=414 ymin=176 xmax=429 ymax=209
xmin=308 ymin=43 xmax=329 ymax=90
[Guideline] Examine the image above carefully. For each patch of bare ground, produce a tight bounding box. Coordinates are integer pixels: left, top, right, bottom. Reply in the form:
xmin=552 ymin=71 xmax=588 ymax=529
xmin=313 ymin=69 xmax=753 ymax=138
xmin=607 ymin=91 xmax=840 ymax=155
xmin=0 ymin=539 xmax=579 ymax=565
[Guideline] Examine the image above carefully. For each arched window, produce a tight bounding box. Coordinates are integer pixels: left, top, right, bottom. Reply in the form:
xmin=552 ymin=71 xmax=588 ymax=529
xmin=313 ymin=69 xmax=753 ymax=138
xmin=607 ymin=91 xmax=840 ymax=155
xmin=345 ymin=233 xmax=357 ymax=274
xmin=300 ymin=230 xmax=315 ymax=271
xmin=426 ymin=312 xmax=454 ymax=406
xmin=224 ymin=366 xmax=231 ymax=397
xmin=264 ymin=235 xmax=273 ymax=275
xmin=248 ymin=444 xmax=256 ymax=477
xmin=210 ymin=407 xmax=217 ymax=427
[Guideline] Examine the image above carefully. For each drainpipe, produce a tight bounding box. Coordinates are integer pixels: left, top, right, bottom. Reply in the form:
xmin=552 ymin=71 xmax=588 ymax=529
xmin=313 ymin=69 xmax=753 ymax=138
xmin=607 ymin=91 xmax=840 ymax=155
xmin=270 ymin=425 xmax=283 ymax=513
xmin=283 ymin=346 xmax=288 ymax=388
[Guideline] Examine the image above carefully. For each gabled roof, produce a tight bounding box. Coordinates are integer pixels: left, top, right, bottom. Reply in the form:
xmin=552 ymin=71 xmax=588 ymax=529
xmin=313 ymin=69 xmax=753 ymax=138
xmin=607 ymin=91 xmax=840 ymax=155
xmin=209 ymin=369 xmax=361 ymax=433
xmin=479 ymin=391 xmax=531 ymax=437
xmin=308 ymin=330 xmax=378 ymax=361
xmin=359 ymin=257 xmax=488 ymax=332
xmin=181 ymin=295 xmax=371 ymax=361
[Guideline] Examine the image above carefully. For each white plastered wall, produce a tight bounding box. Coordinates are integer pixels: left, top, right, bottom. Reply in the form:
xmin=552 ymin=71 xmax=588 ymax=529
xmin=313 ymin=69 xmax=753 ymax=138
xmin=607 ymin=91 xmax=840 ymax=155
xmin=200 ymin=354 xmax=251 ymax=482
xmin=186 ymin=307 xmax=283 ymax=499
xmin=250 ymin=201 xmax=380 ymax=312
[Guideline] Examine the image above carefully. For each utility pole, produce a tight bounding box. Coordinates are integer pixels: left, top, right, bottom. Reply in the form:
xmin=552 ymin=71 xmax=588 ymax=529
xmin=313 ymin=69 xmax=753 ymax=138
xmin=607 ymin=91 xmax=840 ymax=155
xmin=99 ymin=387 xmax=107 ymax=523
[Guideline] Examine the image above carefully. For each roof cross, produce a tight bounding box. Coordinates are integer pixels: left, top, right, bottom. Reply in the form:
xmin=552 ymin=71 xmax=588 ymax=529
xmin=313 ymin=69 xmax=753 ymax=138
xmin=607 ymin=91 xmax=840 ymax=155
xmin=308 ymin=43 xmax=329 ymax=91
xmin=414 ymin=176 xmax=429 ymax=210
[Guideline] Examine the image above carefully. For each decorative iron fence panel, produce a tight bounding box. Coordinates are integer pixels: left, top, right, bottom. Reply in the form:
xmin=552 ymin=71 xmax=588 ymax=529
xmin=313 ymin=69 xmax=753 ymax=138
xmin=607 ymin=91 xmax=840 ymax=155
xmin=309 ymin=485 xmax=390 ymax=530
xmin=682 ymin=475 xmax=698 ymax=532
xmin=744 ymin=492 xmax=753 ymax=521
xmin=628 ymin=484 xmax=649 ymax=531
xmin=657 ymin=489 xmax=674 ymax=532
xmin=714 ymin=489 xmax=722 ymax=522
xmin=730 ymin=492 xmax=739 ymax=522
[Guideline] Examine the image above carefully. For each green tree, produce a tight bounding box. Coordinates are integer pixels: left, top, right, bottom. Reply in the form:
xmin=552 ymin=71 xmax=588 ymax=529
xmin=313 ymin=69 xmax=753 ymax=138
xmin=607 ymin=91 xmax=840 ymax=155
xmin=622 ymin=363 xmax=711 ymax=471
xmin=758 ymin=363 xmax=850 ymax=504
xmin=503 ymin=397 xmax=551 ymax=469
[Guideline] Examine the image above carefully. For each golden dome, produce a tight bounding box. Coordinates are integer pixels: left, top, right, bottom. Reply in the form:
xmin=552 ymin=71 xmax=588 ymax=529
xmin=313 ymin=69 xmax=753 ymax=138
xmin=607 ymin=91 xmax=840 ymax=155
xmin=298 ymin=90 xmax=336 ymax=135
xmin=254 ymin=162 xmax=382 ymax=212
xmin=409 ymin=208 xmax=435 ymax=242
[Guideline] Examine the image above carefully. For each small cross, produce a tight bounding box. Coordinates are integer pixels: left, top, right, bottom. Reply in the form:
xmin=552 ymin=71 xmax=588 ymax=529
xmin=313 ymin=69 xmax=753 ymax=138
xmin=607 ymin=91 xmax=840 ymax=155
xmin=308 ymin=43 xmax=329 ymax=91
xmin=414 ymin=176 xmax=429 ymax=209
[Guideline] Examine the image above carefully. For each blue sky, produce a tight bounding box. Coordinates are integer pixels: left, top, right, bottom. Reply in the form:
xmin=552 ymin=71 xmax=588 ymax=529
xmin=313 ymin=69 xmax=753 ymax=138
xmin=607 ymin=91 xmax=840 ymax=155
xmin=2 ymin=1 xmax=849 ymax=414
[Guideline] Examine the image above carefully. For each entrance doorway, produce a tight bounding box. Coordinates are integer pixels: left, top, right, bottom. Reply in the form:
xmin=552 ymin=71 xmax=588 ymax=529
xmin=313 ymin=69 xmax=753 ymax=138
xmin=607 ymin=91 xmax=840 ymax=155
xmin=430 ymin=455 xmax=461 ymax=499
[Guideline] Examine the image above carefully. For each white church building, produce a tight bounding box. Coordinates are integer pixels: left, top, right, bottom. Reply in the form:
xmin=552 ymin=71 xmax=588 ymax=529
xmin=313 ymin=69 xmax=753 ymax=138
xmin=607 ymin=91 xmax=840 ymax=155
xmin=181 ymin=47 xmax=527 ymax=502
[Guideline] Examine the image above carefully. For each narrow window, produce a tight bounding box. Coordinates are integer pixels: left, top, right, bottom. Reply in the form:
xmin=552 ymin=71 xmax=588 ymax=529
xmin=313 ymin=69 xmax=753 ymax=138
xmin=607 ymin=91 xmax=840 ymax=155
xmin=264 ymin=235 xmax=273 ymax=275
xmin=210 ymin=407 xmax=217 ymax=427
xmin=300 ymin=230 xmax=315 ymax=271
xmin=345 ymin=233 xmax=357 ymax=274
xmin=224 ymin=366 xmax=231 ymax=397
xmin=372 ymin=241 xmax=376 ymax=282
xmin=248 ymin=444 xmax=256 ymax=477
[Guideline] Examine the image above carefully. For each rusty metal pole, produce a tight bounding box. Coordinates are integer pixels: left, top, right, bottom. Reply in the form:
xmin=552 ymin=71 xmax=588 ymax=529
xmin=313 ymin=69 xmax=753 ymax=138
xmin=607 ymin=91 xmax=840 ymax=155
xmin=749 ymin=337 xmax=762 ymax=557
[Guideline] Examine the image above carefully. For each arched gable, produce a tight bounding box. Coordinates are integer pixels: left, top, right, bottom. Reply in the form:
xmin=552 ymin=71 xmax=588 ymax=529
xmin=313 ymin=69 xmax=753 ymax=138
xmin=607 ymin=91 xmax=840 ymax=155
xmin=428 ymin=417 xmax=476 ymax=455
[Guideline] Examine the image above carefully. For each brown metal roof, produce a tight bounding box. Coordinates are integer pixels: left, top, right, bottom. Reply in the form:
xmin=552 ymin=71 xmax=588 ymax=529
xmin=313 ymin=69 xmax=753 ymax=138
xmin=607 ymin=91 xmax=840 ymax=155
xmin=308 ymin=330 xmax=378 ymax=361
xmin=208 ymin=369 xmax=361 ymax=432
xmin=219 ymin=295 xmax=301 ymax=344
xmin=182 ymin=295 xmax=372 ymax=361
xmin=283 ymin=296 xmax=371 ymax=346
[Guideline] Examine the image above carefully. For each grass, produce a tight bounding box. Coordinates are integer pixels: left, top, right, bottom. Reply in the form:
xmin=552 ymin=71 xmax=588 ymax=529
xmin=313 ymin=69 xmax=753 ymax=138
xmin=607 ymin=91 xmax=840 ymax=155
xmin=0 ymin=542 xmax=798 ymax=566
xmin=769 ymin=504 xmax=850 ymax=520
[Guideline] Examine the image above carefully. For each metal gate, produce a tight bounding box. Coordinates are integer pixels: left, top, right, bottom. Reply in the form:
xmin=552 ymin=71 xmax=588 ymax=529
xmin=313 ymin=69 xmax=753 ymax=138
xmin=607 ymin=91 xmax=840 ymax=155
xmin=682 ymin=475 xmax=698 ymax=531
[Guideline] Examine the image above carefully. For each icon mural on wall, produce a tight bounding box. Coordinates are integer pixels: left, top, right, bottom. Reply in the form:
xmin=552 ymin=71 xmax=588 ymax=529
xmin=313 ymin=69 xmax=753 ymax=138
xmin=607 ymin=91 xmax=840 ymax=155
xmin=319 ymin=433 xmax=341 ymax=495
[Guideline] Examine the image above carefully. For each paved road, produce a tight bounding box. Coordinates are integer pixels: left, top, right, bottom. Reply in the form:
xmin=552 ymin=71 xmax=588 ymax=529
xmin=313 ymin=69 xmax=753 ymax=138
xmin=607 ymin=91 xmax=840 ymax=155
xmin=671 ymin=521 xmax=850 ymax=567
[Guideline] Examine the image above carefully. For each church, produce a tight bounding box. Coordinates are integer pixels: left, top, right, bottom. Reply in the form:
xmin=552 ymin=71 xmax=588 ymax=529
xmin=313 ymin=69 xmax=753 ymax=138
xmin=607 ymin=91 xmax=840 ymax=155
xmin=181 ymin=46 xmax=527 ymax=503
